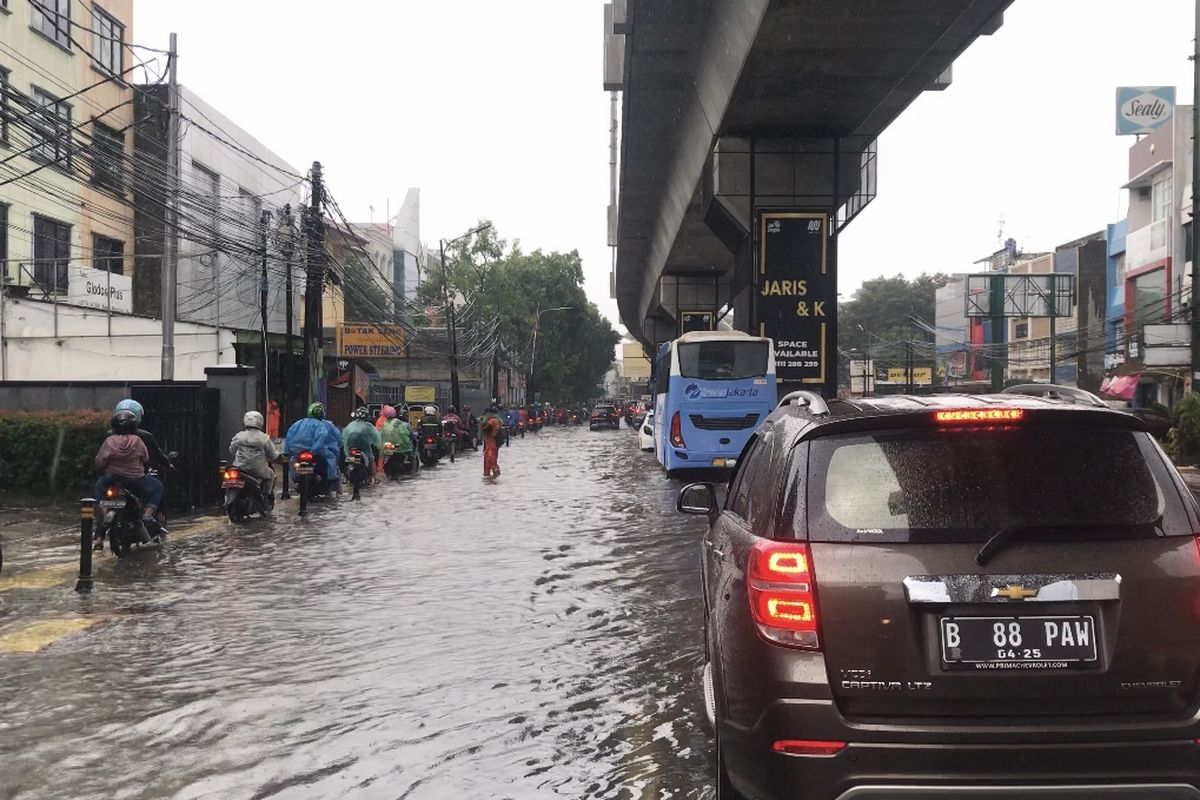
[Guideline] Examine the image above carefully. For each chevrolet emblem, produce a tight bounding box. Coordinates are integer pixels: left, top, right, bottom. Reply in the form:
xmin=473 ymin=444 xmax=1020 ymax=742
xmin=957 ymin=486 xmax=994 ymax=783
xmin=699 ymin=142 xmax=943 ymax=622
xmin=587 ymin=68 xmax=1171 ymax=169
xmin=993 ymin=584 xmax=1038 ymax=601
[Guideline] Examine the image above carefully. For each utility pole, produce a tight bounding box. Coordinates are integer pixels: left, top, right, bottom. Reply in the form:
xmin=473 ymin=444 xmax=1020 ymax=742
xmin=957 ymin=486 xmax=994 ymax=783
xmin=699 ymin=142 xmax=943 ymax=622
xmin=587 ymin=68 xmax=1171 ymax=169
xmin=160 ymin=32 xmax=180 ymax=381
xmin=259 ymin=208 xmax=271 ymax=413
xmin=1191 ymin=0 xmax=1200 ymax=391
xmin=304 ymin=162 xmax=325 ymax=406
xmin=277 ymin=204 xmax=297 ymax=418
xmin=438 ymin=239 xmax=461 ymax=410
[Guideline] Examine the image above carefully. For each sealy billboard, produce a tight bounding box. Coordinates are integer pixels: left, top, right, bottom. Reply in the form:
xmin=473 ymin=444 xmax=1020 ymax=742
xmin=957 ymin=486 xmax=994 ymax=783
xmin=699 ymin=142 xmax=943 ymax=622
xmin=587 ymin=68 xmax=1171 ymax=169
xmin=756 ymin=210 xmax=835 ymax=389
xmin=1116 ymin=86 xmax=1175 ymax=135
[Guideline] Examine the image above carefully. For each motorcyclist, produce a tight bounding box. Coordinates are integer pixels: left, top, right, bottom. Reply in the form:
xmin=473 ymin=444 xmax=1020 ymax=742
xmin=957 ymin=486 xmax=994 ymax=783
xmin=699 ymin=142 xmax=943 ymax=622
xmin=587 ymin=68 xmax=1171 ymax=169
xmin=229 ymin=411 xmax=280 ymax=505
xmin=284 ymin=402 xmax=342 ymax=492
xmin=343 ymin=406 xmax=383 ymax=483
xmin=418 ymin=405 xmax=441 ymax=437
xmin=114 ymin=399 xmax=172 ymax=472
xmin=380 ymin=410 xmax=416 ymax=467
xmin=374 ymin=404 xmax=396 ymax=431
xmin=443 ymin=405 xmax=463 ymax=447
xmin=95 ymin=410 xmax=164 ymax=536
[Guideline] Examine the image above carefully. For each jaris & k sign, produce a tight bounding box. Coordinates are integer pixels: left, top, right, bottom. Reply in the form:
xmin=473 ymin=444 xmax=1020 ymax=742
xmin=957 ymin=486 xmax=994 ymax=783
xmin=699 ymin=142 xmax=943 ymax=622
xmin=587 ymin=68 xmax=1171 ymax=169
xmin=1115 ymin=86 xmax=1175 ymax=136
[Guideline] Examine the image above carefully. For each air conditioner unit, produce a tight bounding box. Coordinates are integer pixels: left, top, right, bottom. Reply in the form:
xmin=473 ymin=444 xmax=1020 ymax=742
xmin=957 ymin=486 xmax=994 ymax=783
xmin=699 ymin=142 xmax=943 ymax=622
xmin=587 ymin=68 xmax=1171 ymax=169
xmin=1137 ymin=186 xmax=1152 ymax=200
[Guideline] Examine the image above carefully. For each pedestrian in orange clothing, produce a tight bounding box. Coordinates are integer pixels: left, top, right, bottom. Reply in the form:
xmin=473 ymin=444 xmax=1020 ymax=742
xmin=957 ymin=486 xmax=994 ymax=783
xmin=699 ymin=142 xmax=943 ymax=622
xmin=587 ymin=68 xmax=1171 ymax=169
xmin=481 ymin=404 xmax=503 ymax=478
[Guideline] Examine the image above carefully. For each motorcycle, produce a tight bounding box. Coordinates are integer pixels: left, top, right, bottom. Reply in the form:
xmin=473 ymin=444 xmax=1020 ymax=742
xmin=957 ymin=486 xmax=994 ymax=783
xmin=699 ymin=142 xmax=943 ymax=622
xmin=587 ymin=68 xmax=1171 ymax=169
xmin=220 ymin=461 xmax=271 ymax=523
xmin=382 ymin=441 xmax=417 ymax=479
xmin=440 ymin=420 xmax=459 ymax=463
xmin=419 ymin=432 xmax=442 ymax=467
xmin=528 ymin=415 xmax=543 ymax=433
xmin=96 ymin=479 xmax=165 ymax=557
xmin=294 ymin=450 xmax=334 ymax=516
xmin=345 ymin=447 xmax=372 ymax=500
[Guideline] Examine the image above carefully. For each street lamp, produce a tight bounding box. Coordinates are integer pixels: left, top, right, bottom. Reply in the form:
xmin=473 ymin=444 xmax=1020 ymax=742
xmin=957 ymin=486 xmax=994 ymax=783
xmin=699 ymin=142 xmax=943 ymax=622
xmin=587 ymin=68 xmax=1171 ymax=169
xmin=439 ymin=221 xmax=494 ymax=409
xmin=856 ymin=324 xmax=873 ymax=397
xmin=528 ymin=305 xmax=574 ymax=403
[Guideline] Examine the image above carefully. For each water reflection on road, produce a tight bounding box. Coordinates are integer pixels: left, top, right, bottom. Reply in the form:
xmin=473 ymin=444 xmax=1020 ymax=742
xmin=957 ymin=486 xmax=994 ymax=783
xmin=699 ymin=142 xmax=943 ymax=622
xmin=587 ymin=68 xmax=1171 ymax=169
xmin=0 ymin=425 xmax=716 ymax=799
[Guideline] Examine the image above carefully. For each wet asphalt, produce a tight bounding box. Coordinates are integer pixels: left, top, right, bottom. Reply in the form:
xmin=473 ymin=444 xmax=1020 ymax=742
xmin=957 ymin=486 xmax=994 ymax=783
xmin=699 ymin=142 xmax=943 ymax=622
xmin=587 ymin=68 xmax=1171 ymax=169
xmin=0 ymin=423 xmax=717 ymax=800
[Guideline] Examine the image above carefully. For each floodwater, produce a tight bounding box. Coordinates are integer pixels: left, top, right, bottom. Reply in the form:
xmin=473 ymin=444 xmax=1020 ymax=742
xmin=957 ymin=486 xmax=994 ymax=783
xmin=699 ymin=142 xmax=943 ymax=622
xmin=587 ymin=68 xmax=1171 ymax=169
xmin=0 ymin=423 xmax=716 ymax=799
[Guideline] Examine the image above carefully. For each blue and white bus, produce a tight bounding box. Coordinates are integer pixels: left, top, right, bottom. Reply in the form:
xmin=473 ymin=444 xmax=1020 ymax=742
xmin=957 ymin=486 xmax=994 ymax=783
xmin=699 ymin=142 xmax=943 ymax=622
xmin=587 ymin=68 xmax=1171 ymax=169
xmin=653 ymin=330 xmax=776 ymax=473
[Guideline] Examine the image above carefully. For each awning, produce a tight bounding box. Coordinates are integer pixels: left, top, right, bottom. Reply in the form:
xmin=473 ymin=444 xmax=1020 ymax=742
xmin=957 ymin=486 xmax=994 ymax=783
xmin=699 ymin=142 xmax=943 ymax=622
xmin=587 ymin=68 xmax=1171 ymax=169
xmin=1099 ymin=374 xmax=1139 ymax=401
xmin=1122 ymin=159 xmax=1171 ymax=189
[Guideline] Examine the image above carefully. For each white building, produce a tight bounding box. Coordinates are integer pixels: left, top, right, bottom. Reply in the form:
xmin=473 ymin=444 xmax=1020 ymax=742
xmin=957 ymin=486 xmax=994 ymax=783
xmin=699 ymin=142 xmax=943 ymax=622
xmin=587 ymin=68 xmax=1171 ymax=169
xmin=132 ymin=85 xmax=306 ymax=348
xmin=390 ymin=188 xmax=424 ymax=316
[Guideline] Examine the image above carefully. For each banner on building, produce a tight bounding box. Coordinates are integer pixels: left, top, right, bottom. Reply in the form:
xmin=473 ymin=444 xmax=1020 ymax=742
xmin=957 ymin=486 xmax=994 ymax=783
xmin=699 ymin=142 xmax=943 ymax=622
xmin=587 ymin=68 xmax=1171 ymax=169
xmin=1116 ymin=86 xmax=1175 ymax=135
xmin=756 ymin=210 xmax=835 ymax=387
xmin=883 ymin=367 xmax=932 ymax=385
xmin=68 ymin=265 xmax=131 ymax=313
xmin=404 ymin=385 xmax=436 ymax=404
xmin=336 ymin=323 xmax=407 ymax=358
xmin=679 ymin=310 xmax=714 ymax=335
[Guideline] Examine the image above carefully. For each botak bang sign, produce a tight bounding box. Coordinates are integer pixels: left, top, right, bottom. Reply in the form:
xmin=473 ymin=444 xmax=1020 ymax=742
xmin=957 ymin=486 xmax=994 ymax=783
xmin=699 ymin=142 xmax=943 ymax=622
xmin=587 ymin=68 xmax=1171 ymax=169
xmin=336 ymin=323 xmax=406 ymax=358
xmin=756 ymin=210 xmax=834 ymax=386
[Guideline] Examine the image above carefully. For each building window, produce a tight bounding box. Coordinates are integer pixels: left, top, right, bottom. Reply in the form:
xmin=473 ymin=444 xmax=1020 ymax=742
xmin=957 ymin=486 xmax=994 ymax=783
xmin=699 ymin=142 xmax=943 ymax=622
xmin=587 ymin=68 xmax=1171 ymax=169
xmin=1186 ymin=221 xmax=1194 ymax=268
xmin=193 ymin=162 xmax=220 ymax=247
xmin=92 ymin=233 xmax=122 ymax=275
xmin=31 ymin=87 xmax=71 ymax=168
xmin=239 ymin=187 xmax=263 ymax=248
xmin=91 ymin=5 xmax=122 ymax=76
xmin=1152 ymin=174 xmax=1172 ymax=223
xmin=91 ymin=120 xmax=122 ymax=191
xmin=32 ymin=0 xmax=71 ymax=49
xmin=0 ymin=204 xmax=8 ymax=280
xmin=1130 ymin=269 xmax=1167 ymax=335
xmin=1015 ymin=321 xmax=1029 ymax=339
xmin=32 ymin=214 xmax=70 ymax=293
xmin=0 ymin=67 xmax=8 ymax=145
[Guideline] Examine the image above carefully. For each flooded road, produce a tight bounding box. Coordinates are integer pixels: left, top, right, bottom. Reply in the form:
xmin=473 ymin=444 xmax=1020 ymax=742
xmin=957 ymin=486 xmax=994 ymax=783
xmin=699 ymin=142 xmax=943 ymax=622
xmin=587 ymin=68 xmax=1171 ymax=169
xmin=0 ymin=424 xmax=716 ymax=799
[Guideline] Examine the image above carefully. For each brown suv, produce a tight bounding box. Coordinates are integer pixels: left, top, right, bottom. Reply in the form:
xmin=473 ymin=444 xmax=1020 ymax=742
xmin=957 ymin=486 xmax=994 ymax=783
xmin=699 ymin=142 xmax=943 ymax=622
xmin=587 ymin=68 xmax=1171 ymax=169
xmin=678 ymin=392 xmax=1200 ymax=800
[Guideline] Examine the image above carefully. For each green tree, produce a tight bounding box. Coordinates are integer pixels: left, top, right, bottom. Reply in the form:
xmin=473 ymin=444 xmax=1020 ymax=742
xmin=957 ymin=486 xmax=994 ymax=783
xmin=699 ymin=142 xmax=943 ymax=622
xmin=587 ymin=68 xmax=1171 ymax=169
xmin=421 ymin=221 xmax=618 ymax=403
xmin=837 ymin=272 xmax=950 ymax=388
xmin=342 ymin=256 xmax=392 ymax=323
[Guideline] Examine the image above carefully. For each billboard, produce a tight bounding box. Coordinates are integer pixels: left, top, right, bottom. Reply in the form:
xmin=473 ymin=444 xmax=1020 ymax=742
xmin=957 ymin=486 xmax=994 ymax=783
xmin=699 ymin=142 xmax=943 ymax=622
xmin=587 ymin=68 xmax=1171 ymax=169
xmin=68 ymin=265 xmax=132 ymax=313
xmin=884 ymin=367 xmax=932 ymax=386
xmin=1116 ymin=86 xmax=1175 ymax=135
xmin=336 ymin=323 xmax=407 ymax=358
xmin=756 ymin=210 xmax=834 ymax=388
xmin=679 ymin=310 xmax=713 ymax=335
xmin=404 ymin=385 xmax=436 ymax=404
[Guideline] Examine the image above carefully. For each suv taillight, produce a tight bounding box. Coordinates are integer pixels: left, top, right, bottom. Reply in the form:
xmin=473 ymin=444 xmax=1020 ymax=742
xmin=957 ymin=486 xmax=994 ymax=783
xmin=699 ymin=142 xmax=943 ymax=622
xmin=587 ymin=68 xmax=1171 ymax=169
xmin=670 ymin=412 xmax=685 ymax=448
xmin=748 ymin=541 xmax=819 ymax=649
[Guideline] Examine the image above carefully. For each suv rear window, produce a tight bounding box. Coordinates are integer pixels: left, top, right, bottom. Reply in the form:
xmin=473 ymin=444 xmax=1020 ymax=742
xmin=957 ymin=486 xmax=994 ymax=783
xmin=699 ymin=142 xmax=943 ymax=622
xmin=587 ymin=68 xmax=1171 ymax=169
xmin=802 ymin=425 xmax=1188 ymax=543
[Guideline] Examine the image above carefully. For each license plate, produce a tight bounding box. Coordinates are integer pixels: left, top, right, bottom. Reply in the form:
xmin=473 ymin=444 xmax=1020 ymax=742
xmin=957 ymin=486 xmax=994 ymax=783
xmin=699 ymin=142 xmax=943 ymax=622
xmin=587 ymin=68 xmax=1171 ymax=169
xmin=348 ymin=455 xmax=363 ymax=465
xmin=99 ymin=499 xmax=125 ymax=508
xmin=940 ymin=615 xmax=1098 ymax=670
xmin=296 ymin=464 xmax=315 ymax=476
xmin=222 ymin=479 xmax=245 ymax=489
xmin=712 ymin=458 xmax=736 ymax=467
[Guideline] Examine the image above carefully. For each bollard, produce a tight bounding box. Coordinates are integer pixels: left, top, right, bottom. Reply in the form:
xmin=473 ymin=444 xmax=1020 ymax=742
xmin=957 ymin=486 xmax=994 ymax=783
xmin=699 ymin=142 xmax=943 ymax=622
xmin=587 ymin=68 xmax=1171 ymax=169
xmin=281 ymin=467 xmax=290 ymax=500
xmin=75 ymin=497 xmax=95 ymax=593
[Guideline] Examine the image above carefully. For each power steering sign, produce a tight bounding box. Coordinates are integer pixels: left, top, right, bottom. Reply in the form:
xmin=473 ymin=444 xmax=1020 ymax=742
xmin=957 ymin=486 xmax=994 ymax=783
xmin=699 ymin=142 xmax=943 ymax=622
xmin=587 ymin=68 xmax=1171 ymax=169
xmin=756 ymin=210 xmax=835 ymax=390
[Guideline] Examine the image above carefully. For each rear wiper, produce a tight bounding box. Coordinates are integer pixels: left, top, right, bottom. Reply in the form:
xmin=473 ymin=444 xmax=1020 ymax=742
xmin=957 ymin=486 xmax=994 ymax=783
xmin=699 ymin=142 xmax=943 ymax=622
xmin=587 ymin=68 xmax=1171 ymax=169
xmin=975 ymin=516 xmax=1165 ymax=566
xmin=975 ymin=523 xmax=1033 ymax=567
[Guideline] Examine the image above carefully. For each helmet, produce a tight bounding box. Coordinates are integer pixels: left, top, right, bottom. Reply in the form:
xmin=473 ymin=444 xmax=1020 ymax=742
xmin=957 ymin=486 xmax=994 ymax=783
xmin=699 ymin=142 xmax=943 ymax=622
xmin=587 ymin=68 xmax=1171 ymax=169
xmin=243 ymin=411 xmax=265 ymax=430
xmin=447 ymin=406 xmax=457 ymax=414
xmin=382 ymin=404 xmax=397 ymax=419
xmin=352 ymin=406 xmax=371 ymax=421
xmin=308 ymin=402 xmax=325 ymax=419
xmin=424 ymin=406 xmax=437 ymax=416
xmin=115 ymin=399 xmax=144 ymax=424
xmin=111 ymin=409 xmax=139 ymax=435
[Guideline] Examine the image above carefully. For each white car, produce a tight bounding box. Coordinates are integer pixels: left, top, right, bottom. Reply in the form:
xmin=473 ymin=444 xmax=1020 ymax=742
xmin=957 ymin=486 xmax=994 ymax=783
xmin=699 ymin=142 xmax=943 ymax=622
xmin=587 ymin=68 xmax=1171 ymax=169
xmin=638 ymin=412 xmax=654 ymax=450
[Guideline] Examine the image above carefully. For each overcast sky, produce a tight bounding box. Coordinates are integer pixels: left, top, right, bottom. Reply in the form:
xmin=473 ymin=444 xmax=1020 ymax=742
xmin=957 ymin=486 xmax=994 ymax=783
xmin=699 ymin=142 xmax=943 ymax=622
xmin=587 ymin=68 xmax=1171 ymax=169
xmin=135 ymin=1 xmax=1194 ymax=332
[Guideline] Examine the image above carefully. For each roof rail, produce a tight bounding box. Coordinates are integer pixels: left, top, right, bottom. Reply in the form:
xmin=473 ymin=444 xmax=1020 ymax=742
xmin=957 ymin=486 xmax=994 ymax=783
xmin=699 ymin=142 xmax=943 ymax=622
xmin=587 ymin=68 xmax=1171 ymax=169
xmin=777 ymin=390 xmax=830 ymax=416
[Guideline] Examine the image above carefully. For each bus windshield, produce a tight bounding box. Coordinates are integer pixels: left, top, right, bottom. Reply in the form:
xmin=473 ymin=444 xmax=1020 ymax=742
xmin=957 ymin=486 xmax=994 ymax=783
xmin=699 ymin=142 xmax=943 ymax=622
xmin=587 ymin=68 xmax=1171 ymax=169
xmin=677 ymin=340 xmax=768 ymax=381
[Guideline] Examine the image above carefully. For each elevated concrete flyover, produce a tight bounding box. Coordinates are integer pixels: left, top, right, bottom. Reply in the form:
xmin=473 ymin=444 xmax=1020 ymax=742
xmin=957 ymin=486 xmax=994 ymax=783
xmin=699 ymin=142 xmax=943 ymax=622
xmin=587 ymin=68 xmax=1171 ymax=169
xmin=605 ymin=0 xmax=1012 ymax=351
